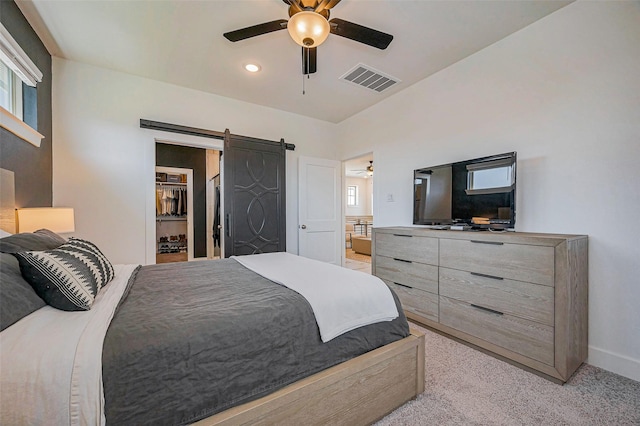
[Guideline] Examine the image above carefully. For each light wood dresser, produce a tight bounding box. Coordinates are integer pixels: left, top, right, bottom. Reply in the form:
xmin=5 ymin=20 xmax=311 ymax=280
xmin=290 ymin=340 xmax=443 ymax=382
xmin=372 ymin=226 xmax=588 ymax=383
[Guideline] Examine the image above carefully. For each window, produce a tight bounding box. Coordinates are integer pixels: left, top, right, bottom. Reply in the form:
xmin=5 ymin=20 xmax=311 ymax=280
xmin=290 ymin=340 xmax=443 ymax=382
xmin=347 ymin=185 xmax=359 ymax=206
xmin=0 ymin=22 xmax=43 ymax=146
xmin=0 ymin=59 xmax=23 ymax=119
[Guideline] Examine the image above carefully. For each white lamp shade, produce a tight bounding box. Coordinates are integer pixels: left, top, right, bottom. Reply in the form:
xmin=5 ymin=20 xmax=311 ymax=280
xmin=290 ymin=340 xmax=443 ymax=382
xmin=287 ymin=11 xmax=330 ymax=48
xmin=16 ymin=207 xmax=75 ymax=233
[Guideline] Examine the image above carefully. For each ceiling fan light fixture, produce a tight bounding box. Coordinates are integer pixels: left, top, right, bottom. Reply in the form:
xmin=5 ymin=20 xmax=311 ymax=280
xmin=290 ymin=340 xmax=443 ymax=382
xmin=287 ymin=11 xmax=330 ymax=48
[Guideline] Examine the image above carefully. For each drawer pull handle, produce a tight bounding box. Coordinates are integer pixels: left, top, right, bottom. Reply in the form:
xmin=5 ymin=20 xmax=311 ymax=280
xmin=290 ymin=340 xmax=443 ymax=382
xmin=470 ymin=304 xmax=504 ymax=316
xmin=393 ymin=258 xmax=413 ymax=263
xmin=470 ymin=272 xmax=504 ymax=281
xmin=470 ymin=240 xmax=504 ymax=245
xmin=394 ymin=282 xmax=413 ymax=289
xmin=393 ymin=234 xmax=413 ymax=237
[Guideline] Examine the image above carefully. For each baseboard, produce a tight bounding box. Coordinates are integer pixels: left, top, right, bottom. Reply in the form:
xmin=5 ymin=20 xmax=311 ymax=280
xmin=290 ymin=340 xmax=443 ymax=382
xmin=588 ymin=345 xmax=640 ymax=382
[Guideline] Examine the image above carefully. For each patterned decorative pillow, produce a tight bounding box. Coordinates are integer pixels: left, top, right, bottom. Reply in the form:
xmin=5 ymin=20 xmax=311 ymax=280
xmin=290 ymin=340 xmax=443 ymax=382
xmin=13 ymin=238 xmax=115 ymax=311
xmin=68 ymin=238 xmax=115 ymax=286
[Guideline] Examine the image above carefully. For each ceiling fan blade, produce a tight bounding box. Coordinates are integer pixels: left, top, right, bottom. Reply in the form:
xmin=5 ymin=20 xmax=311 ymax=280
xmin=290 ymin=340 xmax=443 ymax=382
xmin=223 ymin=20 xmax=288 ymax=42
xmin=302 ymin=47 xmax=317 ymax=75
xmin=329 ymin=18 xmax=393 ymax=50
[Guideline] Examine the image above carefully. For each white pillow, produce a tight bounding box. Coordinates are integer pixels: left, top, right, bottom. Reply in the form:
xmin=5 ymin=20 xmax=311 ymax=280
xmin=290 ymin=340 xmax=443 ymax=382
xmin=0 ymin=229 xmax=13 ymax=238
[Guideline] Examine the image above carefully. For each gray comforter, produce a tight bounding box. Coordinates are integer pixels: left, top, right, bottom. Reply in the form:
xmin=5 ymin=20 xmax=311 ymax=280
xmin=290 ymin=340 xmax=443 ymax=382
xmin=102 ymin=258 xmax=409 ymax=425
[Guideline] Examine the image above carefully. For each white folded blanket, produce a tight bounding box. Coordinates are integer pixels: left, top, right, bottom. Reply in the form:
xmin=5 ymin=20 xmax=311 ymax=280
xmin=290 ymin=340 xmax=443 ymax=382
xmin=231 ymin=252 xmax=399 ymax=342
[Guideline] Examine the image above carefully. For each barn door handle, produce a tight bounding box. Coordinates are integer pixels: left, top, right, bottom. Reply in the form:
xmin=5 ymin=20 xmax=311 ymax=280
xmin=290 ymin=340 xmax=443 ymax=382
xmin=225 ymin=214 xmax=231 ymax=237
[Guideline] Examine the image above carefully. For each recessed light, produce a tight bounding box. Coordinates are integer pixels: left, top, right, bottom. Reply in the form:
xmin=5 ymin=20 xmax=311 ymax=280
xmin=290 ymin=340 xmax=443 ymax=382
xmin=244 ymin=63 xmax=261 ymax=73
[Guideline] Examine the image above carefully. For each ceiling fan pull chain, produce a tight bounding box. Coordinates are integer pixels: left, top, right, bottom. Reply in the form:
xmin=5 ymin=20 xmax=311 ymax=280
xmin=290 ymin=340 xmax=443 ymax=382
xmin=302 ymin=46 xmax=310 ymax=95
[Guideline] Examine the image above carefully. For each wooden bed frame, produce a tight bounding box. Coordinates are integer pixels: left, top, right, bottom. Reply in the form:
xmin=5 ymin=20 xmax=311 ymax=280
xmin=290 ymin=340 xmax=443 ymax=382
xmin=195 ymin=330 xmax=425 ymax=425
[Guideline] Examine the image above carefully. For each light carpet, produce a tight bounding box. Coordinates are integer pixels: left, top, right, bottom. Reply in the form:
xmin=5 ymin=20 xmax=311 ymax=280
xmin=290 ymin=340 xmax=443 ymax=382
xmin=376 ymin=324 xmax=640 ymax=425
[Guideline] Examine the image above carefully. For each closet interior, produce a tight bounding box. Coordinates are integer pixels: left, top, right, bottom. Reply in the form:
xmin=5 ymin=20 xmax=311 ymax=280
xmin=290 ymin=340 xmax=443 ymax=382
xmin=156 ymin=166 xmax=194 ymax=264
xmin=155 ymin=142 xmax=221 ymax=264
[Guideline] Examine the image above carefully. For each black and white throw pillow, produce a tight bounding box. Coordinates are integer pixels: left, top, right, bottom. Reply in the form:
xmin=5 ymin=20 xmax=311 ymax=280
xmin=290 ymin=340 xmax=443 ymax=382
xmin=14 ymin=238 xmax=115 ymax=311
xmin=68 ymin=238 xmax=115 ymax=286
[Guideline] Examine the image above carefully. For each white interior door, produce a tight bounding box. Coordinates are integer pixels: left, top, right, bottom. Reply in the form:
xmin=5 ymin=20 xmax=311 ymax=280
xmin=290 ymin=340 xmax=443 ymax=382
xmin=298 ymin=156 xmax=341 ymax=264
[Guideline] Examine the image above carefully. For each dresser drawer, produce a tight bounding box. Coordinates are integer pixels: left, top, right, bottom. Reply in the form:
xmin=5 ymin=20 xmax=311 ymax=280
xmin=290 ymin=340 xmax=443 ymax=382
xmin=375 ymin=255 xmax=438 ymax=294
xmin=385 ymin=281 xmax=439 ymax=323
xmin=439 ymin=296 xmax=554 ymax=365
xmin=439 ymin=239 xmax=554 ymax=286
xmin=375 ymin=232 xmax=438 ymax=265
xmin=439 ymin=267 xmax=554 ymax=326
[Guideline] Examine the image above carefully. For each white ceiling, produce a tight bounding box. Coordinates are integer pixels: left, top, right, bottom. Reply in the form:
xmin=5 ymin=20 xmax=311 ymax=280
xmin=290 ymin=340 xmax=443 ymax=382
xmin=19 ymin=0 xmax=572 ymax=123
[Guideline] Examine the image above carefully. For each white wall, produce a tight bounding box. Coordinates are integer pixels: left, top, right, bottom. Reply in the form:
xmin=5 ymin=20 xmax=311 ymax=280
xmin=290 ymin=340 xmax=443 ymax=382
xmin=345 ymin=176 xmax=373 ymax=216
xmin=337 ymin=1 xmax=640 ymax=381
xmin=52 ymin=58 xmax=338 ymax=265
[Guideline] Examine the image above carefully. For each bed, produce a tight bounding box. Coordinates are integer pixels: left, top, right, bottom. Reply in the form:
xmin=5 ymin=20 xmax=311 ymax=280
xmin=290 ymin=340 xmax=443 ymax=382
xmin=0 ymin=229 xmax=424 ymax=425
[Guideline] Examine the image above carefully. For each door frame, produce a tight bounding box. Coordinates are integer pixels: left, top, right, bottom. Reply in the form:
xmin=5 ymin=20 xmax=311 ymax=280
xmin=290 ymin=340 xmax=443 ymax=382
xmin=143 ymin=120 xmax=296 ymax=264
xmin=146 ymin=136 xmax=224 ymax=264
xmin=155 ymin=166 xmax=194 ymax=261
xmin=342 ymin=152 xmax=374 ymax=265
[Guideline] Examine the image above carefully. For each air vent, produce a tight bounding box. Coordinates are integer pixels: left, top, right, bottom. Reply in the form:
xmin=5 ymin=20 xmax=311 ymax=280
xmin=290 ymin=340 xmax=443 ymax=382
xmin=339 ymin=64 xmax=401 ymax=93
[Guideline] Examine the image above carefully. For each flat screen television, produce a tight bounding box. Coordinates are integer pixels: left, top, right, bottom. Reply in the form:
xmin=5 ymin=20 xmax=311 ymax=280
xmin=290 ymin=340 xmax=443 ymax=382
xmin=413 ymin=152 xmax=516 ymax=229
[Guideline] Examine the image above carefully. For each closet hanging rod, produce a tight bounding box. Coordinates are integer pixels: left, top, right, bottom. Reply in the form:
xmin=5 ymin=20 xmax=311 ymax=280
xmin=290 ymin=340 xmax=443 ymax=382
xmin=156 ymin=182 xmax=187 ymax=186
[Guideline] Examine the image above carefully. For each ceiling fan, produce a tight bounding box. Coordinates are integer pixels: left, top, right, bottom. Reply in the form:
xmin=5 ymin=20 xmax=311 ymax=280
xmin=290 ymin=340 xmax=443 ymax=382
xmin=223 ymin=0 xmax=393 ymax=75
xmin=353 ymin=160 xmax=374 ymax=176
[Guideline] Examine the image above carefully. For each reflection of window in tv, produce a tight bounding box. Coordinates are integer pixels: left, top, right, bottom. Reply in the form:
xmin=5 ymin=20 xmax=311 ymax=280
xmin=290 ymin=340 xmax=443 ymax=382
xmin=416 ymin=167 xmax=452 ymax=221
xmin=466 ymin=158 xmax=515 ymax=195
xmin=470 ymin=166 xmax=513 ymax=189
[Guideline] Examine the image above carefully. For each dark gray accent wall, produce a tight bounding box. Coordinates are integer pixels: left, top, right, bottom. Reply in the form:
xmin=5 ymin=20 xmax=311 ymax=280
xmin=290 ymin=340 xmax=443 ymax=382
xmin=0 ymin=0 xmax=52 ymax=208
xmin=156 ymin=143 xmax=207 ymax=258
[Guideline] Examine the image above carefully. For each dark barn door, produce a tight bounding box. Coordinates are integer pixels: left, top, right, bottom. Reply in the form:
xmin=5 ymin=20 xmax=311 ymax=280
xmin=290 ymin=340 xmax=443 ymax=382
xmin=223 ymin=131 xmax=286 ymax=257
